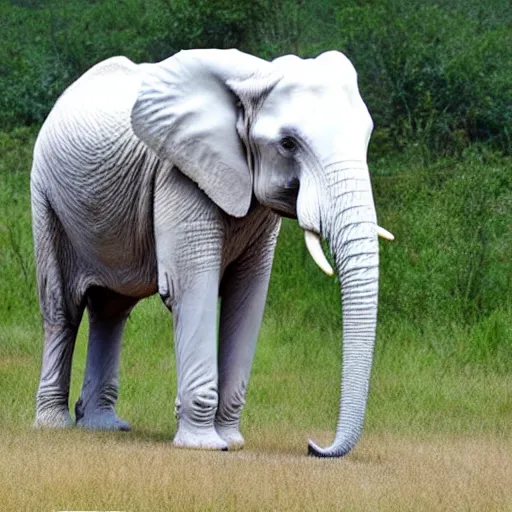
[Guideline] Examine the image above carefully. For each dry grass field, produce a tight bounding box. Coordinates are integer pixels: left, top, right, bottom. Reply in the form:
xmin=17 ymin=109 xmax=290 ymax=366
xmin=2 ymin=427 xmax=511 ymax=511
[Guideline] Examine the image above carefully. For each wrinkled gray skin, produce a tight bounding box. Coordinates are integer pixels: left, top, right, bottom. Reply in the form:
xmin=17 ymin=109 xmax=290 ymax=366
xmin=31 ymin=49 xmax=380 ymax=457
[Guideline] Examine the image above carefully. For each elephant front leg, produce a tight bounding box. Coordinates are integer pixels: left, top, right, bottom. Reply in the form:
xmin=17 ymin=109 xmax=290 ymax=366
xmin=166 ymin=270 xmax=227 ymax=451
xmin=215 ymin=227 xmax=278 ymax=449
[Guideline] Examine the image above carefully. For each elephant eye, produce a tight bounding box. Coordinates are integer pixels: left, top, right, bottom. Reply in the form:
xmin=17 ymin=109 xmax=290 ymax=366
xmin=279 ymin=136 xmax=297 ymax=153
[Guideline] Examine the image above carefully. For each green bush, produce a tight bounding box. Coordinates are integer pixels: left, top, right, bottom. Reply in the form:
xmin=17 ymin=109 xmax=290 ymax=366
xmin=335 ymin=1 xmax=512 ymax=156
xmin=374 ymin=149 xmax=512 ymax=326
xmin=1 ymin=0 xmax=510 ymax=155
xmin=1 ymin=1 xmax=511 ymax=371
xmin=0 ymin=0 xmax=265 ymax=129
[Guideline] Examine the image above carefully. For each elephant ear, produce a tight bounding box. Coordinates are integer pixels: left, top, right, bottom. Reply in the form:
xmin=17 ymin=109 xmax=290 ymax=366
xmin=131 ymin=49 xmax=277 ymax=218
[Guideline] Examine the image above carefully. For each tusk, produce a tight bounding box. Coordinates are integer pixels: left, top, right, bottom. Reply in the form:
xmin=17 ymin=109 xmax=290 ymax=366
xmin=304 ymin=230 xmax=335 ymax=276
xmin=377 ymin=226 xmax=395 ymax=241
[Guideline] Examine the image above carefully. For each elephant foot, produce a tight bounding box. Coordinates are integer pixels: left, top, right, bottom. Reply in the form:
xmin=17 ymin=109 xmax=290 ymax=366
xmin=173 ymin=422 xmax=228 ymax=451
xmin=33 ymin=406 xmax=73 ymax=429
xmin=76 ymin=409 xmax=131 ymax=431
xmin=215 ymin=424 xmax=245 ymax=450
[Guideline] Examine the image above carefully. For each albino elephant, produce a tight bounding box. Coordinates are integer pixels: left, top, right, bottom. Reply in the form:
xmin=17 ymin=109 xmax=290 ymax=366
xmin=31 ymin=48 xmax=392 ymax=457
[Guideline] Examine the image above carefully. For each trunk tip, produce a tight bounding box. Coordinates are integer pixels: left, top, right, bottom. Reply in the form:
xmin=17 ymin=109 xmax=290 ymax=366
xmin=307 ymin=439 xmax=348 ymax=458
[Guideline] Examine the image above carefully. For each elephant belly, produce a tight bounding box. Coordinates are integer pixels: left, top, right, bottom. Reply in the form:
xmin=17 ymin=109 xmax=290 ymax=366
xmin=48 ymin=159 xmax=160 ymax=298
xmin=96 ymin=268 xmax=158 ymax=299
xmin=69 ymin=229 xmax=159 ymax=299
xmin=52 ymin=193 xmax=158 ymax=300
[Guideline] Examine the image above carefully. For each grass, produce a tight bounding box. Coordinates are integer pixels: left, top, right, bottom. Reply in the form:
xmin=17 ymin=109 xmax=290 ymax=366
xmin=1 ymin=266 xmax=511 ymax=512
xmin=1 ymin=429 xmax=511 ymax=511
xmin=1 ymin=131 xmax=511 ymax=510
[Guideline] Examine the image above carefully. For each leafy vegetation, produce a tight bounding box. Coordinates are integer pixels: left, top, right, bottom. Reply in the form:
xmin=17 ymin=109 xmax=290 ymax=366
xmin=1 ymin=0 xmax=511 ymax=154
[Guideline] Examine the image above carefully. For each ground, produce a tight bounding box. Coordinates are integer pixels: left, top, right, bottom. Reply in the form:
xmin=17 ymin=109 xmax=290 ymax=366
xmin=1 ymin=428 xmax=511 ymax=511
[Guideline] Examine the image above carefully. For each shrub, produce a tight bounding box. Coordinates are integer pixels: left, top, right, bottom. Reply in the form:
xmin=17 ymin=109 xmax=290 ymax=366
xmin=334 ymin=1 xmax=512 ymax=155
xmin=1 ymin=0 xmax=510 ymax=156
xmin=374 ymin=149 xmax=512 ymax=326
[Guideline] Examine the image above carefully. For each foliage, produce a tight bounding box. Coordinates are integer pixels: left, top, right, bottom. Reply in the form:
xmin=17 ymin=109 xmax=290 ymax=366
xmin=373 ymin=148 xmax=512 ymax=325
xmin=335 ymin=1 xmax=512 ymax=155
xmin=1 ymin=0 xmax=510 ymax=155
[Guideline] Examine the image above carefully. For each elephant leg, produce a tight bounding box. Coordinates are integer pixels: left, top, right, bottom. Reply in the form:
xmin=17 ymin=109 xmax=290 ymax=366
xmin=33 ymin=196 xmax=84 ymax=428
xmin=215 ymin=226 xmax=279 ymax=449
xmin=154 ymin=170 xmax=227 ymax=449
xmin=35 ymin=321 xmax=82 ymax=428
xmin=165 ymin=270 xmax=227 ymax=450
xmin=75 ymin=287 xmax=137 ymax=431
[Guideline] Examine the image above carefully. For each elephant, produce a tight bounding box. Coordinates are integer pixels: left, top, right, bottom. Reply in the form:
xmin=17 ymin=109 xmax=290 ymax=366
xmin=30 ymin=48 xmax=393 ymax=458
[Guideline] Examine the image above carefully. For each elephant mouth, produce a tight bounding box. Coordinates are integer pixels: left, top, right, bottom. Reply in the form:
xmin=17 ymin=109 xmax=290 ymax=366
xmin=270 ymin=206 xmax=297 ymax=219
xmin=267 ymin=179 xmax=300 ymax=219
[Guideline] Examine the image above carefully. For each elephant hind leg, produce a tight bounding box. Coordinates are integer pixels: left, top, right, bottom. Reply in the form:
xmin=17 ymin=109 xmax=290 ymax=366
xmin=33 ymin=193 xmax=85 ymax=428
xmin=75 ymin=286 xmax=137 ymax=431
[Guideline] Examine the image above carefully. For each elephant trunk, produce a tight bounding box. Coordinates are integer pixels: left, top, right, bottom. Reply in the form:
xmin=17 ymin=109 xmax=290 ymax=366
xmin=308 ymin=162 xmax=379 ymax=457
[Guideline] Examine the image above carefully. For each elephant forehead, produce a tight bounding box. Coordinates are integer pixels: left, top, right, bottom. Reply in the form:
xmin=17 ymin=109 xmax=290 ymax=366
xmin=261 ymin=77 xmax=362 ymax=125
xmin=274 ymin=52 xmax=358 ymax=89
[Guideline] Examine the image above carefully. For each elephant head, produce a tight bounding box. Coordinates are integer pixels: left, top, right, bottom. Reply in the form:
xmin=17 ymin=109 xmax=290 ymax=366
xmin=131 ymin=49 xmax=392 ymax=457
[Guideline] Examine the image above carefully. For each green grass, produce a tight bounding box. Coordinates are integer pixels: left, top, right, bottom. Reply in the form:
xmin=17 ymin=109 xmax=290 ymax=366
xmin=1 ymin=130 xmax=511 ymax=510
xmin=1 ymin=294 xmax=511 ymax=438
